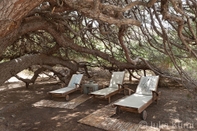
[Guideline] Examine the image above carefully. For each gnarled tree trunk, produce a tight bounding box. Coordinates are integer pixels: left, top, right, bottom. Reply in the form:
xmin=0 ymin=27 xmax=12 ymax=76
xmin=0 ymin=54 xmax=78 ymax=86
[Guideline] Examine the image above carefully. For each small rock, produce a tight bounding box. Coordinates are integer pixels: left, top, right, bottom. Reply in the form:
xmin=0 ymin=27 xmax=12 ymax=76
xmin=0 ymin=117 xmax=5 ymax=122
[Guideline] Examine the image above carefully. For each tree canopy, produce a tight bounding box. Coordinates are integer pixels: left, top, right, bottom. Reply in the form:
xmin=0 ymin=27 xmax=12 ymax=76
xmin=0 ymin=0 xmax=197 ymax=94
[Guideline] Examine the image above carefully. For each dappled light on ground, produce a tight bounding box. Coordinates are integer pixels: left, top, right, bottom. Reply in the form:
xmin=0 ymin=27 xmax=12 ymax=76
xmin=0 ymin=72 xmax=196 ymax=130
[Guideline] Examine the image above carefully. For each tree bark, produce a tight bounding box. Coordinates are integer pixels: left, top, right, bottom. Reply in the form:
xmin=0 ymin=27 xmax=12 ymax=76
xmin=0 ymin=17 xmax=150 ymax=70
xmin=0 ymin=0 xmax=44 ymax=38
xmin=0 ymin=54 xmax=78 ymax=86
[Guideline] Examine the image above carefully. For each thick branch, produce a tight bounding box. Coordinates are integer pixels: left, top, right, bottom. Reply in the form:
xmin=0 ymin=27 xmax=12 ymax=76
xmin=0 ymin=0 xmax=44 ymax=38
xmin=63 ymin=0 xmax=141 ymax=26
xmin=0 ymin=54 xmax=78 ymax=86
xmin=14 ymin=67 xmax=45 ymax=88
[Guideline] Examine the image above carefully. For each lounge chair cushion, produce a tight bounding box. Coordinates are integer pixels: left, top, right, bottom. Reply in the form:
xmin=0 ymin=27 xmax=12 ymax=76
xmin=114 ymin=93 xmax=152 ymax=109
xmin=49 ymin=87 xmax=75 ymax=94
xmin=49 ymin=74 xmax=83 ymax=94
xmin=67 ymin=74 xmax=84 ymax=88
xmin=135 ymin=76 xmax=159 ymax=96
xmin=109 ymin=72 xmax=125 ymax=88
xmin=90 ymin=88 xmax=118 ymax=96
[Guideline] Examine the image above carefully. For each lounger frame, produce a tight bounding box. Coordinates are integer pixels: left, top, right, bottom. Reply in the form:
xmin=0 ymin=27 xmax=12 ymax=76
xmin=114 ymin=76 xmax=160 ymax=120
xmin=90 ymin=71 xmax=125 ymax=103
xmin=48 ymin=74 xmax=83 ymax=100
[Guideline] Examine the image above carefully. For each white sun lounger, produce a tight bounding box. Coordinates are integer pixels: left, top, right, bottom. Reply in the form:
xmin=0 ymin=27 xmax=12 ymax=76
xmin=113 ymin=75 xmax=160 ymax=120
xmin=90 ymin=71 xmax=125 ymax=103
xmin=48 ymin=74 xmax=84 ymax=100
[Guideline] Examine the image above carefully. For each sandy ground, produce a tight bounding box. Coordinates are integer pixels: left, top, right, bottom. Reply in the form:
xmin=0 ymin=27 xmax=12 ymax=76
xmin=0 ymin=72 xmax=197 ymax=131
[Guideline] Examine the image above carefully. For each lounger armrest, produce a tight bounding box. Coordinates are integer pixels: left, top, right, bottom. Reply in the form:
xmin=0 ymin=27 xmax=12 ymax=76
xmin=102 ymin=84 xmax=109 ymax=88
xmin=124 ymin=87 xmax=134 ymax=95
xmin=151 ymin=90 xmax=161 ymax=104
xmin=151 ymin=90 xmax=161 ymax=99
xmin=74 ymin=83 xmax=80 ymax=88
xmin=116 ymin=83 xmax=122 ymax=90
xmin=152 ymin=91 xmax=159 ymax=95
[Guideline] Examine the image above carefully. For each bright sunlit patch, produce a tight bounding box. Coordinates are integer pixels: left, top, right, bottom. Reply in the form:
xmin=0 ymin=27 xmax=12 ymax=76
xmin=59 ymin=110 xmax=68 ymax=113
xmin=34 ymin=121 xmax=41 ymax=125
xmin=51 ymin=115 xmax=61 ymax=120
xmin=164 ymin=106 xmax=177 ymax=113
xmin=56 ymin=122 xmax=62 ymax=127
xmin=67 ymin=112 xmax=81 ymax=117
xmin=164 ymin=100 xmax=178 ymax=106
xmin=172 ymin=119 xmax=182 ymax=123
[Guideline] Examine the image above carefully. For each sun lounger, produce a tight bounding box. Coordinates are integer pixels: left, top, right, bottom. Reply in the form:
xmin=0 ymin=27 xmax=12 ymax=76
xmin=113 ymin=75 xmax=160 ymax=120
xmin=90 ymin=71 xmax=125 ymax=103
xmin=48 ymin=74 xmax=83 ymax=100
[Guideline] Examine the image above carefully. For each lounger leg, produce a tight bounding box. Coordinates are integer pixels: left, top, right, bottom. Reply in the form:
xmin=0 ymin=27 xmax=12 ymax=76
xmin=92 ymin=95 xmax=96 ymax=102
xmin=50 ymin=94 xmax=53 ymax=99
xmin=155 ymin=98 xmax=158 ymax=104
xmin=124 ymin=89 xmax=126 ymax=95
xmin=108 ymin=97 xmax=111 ymax=103
xmin=80 ymin=88 xmax=83 ymax=93
xmin=116 ymin=107 xmax=121 ymax=115
xmin=124 ymin=87 xmax=133 ymax=96
xmin=154 ymin=91 xmax=161 ymax=104
xmin=140 ymin=110 xmax=147 ymax=120
xmin=65 ymin=95 xmax=69 ymax=101
xmin=156 ymin=91 xmax=161 ymax=104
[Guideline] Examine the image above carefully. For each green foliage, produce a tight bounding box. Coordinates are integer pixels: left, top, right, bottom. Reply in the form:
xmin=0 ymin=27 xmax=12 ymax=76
xmin=3 ymin=31 xmax=57 ymax=59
